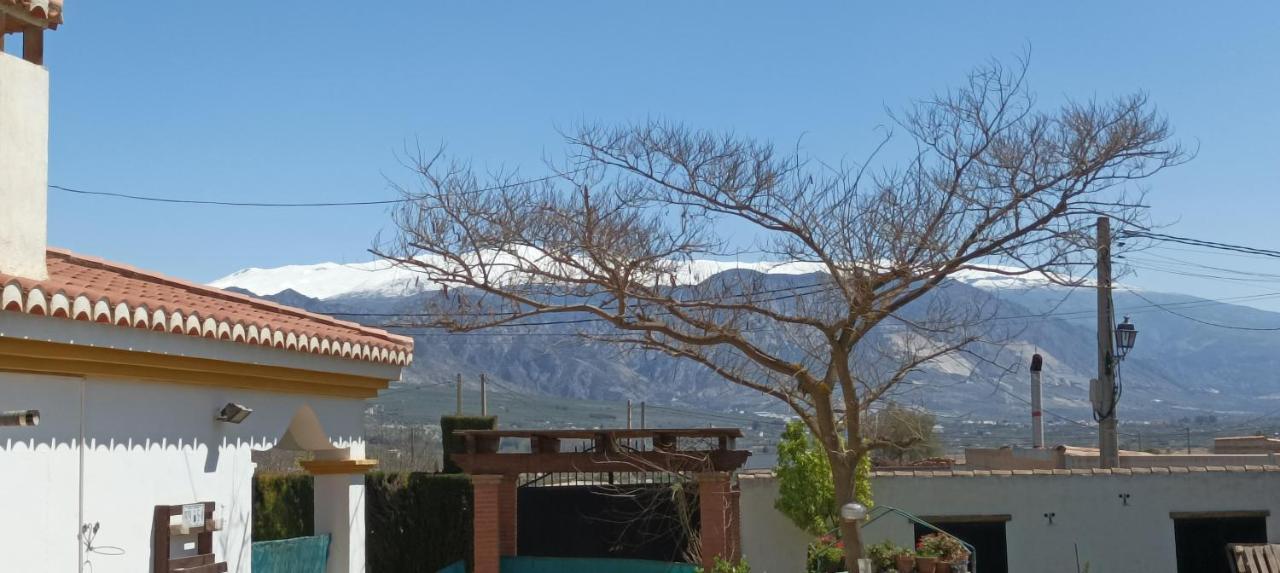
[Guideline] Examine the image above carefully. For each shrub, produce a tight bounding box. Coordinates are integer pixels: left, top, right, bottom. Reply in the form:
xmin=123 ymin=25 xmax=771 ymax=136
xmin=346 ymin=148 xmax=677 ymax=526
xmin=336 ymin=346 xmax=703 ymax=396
xmin=366 ymin=472 xmax=474 ymax=573
xmin=805 ymin=535 xmax=844 ymax=573
xmin=774 ymin=421 xmax=873 ymax=536
xmin=253 ymin=473 xmax=314 ymax=541
xmin=697 ymin=556 xmax=750 ymax=573
xmin=440 ymin=415 xmax=497 ymax=474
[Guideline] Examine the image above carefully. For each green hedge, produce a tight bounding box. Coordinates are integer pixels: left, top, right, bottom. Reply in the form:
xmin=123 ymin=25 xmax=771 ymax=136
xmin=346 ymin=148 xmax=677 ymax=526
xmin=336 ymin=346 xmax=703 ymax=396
xmin=253 ymin=473 xmax=314 ymax=541
xmin=254 ymin=472 xmax=474 ymax=572
xmin=367 ymin=472 xmax=474 ymax=573
xmin=440 ymin=415 xmax=497 ymax=474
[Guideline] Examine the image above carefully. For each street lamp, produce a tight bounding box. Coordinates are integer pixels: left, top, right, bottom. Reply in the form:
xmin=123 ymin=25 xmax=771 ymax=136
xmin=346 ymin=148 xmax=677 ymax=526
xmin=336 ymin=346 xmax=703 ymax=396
xmin=1115 ymin=316 xmax=1138 ymax=361
xmin=840 ymin=502 xmax=868 ymax=522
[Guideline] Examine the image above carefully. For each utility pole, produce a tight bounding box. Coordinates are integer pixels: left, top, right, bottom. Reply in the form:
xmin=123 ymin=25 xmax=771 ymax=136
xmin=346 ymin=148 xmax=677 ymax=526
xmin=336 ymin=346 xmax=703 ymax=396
xmin=1031 ymin=353 xmax=1044 ymax=448
xmin=456 ymin=373 xmax=463 ymax=415
xmin=1096 ymin=216 xmax=1120 ymax=468
xmin=627 ymin=400 xmax=633 ymax=429
xmin=480 ymin=373 xmax=488 ymax=416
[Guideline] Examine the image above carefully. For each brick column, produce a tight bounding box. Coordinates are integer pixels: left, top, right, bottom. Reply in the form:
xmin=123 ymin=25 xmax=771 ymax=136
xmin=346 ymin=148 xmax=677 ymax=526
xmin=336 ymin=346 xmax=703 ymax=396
xmin=697 ymin=472 xmax=740 ymax=571
xmin=498 ymin=474 xmax=519 ymax=556
xmin=472 ymin=475 xmax=504 ymax=573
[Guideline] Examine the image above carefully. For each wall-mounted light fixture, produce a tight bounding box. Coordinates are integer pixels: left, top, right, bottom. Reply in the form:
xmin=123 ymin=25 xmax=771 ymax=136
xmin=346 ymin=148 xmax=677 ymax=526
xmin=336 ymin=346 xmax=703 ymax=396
xmin=0 ymin=410 xmax=40 ymax=427
xmin=215 ymin=403 xmax=252 ymax=424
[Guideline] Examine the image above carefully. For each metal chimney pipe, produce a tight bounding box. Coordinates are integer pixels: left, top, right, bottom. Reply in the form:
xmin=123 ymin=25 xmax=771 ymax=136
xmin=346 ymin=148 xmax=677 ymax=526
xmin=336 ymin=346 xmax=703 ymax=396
xmin=1031 ymin=354 xmax=1044 ymax=448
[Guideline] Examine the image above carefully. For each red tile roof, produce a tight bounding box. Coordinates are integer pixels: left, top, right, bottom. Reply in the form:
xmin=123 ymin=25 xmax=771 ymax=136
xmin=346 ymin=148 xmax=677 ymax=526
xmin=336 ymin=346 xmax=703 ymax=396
xmin=1 ymin=0 xmax=63 ymax=33
xmin=1 ymin=248 xmax=413 ymax=366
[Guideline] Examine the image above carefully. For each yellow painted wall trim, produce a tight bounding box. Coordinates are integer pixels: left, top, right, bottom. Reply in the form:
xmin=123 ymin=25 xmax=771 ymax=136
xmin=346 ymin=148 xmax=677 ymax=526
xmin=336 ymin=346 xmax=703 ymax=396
xmin=0 ymin=338 xmax=388 ymax=398
xmin=300 ymin=458 xmax=379 ymax=475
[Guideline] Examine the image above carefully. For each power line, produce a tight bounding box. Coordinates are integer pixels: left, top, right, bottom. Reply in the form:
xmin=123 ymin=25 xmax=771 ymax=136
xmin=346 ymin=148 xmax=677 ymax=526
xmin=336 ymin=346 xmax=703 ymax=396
xmin=1120 ymin=230 xmax=1280 ymax=260
xmin=1126 ymin=289 xmax=1280 ymax=331
xmin=48 ymin=169 xmax=582 ymax=208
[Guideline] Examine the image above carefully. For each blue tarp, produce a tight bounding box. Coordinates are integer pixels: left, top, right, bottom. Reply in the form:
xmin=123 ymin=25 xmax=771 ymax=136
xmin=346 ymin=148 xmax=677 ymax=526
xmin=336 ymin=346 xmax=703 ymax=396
xmin=499 ymin=556 xmax=699 ymax=573
xmin=252 ymin=534 xmax=330 ymax=573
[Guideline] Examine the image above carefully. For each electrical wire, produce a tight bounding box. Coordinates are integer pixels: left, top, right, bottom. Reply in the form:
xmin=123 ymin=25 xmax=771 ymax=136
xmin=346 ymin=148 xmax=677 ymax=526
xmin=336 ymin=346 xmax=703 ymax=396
xmin=1125 ymin=289 xmax=1280 ymax=331
xmin=47 ymin=168 xmax=583 ymax=208
xmin=1119 ymin=230 xmax=1280 ymax=260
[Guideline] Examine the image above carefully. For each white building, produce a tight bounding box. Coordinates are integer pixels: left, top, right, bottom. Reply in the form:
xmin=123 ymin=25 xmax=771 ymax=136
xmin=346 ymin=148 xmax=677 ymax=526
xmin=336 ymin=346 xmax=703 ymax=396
xmin=0 ymin=6 xmax=413 ymax=573
xmin=740 ymin=466 xmax=1280 ymax=573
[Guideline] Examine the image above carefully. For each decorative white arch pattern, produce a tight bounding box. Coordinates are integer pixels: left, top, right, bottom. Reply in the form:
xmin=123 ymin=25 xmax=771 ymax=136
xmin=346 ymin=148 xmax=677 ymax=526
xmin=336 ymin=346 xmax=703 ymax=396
xmin=1 ymin=280 xmax=413 ymax=366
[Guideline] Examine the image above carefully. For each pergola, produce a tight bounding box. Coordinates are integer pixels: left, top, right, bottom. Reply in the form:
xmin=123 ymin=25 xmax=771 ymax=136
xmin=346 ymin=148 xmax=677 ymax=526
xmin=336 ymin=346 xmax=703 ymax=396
xmin=453 ymin=427 xmax=751 ymax=573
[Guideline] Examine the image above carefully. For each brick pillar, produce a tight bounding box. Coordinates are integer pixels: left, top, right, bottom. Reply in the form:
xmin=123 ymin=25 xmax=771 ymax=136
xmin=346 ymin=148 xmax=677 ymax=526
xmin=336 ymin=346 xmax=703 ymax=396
xmin=697 ymin=472 xmax=740 ymax=571
xmin=472 ymin=475 xmax=504 ymax=573
xmin=498 ymin=474 xmax=519 ymax=556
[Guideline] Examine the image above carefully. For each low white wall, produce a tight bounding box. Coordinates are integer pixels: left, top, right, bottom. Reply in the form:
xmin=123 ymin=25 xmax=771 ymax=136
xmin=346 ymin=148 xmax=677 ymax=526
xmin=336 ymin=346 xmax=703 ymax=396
xmin=738 ymin=474 xmax=813 ymax=573
xmin=0 ymin=371 xmax=369 ymax=573
xmin=739 ymin=470 xmax=1280 ymax=573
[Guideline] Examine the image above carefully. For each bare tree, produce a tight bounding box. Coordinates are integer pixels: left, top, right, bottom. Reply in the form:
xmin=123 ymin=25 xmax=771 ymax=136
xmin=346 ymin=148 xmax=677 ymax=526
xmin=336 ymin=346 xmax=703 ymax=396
xmin=375 ymin=58 xmax=1183 ymax=567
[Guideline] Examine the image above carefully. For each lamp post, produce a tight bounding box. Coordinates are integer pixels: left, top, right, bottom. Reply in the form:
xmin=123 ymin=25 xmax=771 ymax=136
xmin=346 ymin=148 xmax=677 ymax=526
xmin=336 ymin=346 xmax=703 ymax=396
xmin=839 ymin=503 xmax=871 ymax=573
xmin=1115 ymin=316 xmax=1138 ymax=361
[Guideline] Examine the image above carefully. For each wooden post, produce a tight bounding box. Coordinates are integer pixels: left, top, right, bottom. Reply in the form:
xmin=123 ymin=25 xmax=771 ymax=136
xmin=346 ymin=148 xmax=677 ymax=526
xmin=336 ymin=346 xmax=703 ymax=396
xmin=456 ymin=373 xmax=463 ymax=415
xmin=1096 ymin=217 xmax=1119 ymax=468
xmin=22 ymin=27 xmax=43 ymax=66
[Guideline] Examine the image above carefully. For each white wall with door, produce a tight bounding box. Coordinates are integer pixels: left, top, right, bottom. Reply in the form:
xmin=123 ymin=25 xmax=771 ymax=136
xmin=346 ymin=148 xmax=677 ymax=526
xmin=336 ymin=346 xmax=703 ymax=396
xmin=0 ymin=370 xmax=368 ymax=573
xmin=738 ymin=469 xmax=1280 ymax=573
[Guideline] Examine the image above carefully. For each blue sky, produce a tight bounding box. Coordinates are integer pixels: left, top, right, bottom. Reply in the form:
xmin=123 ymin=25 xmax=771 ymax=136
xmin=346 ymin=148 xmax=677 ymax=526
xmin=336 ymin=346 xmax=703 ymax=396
xmin=31 ymin=2 xmax=1280 ymax=308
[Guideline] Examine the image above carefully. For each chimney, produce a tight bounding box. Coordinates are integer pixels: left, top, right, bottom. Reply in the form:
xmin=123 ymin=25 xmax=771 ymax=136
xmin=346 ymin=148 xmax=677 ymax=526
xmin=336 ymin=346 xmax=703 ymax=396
xmin=1030 ymin=353 xmax=1044 ymax=448
xmin=0 ymin=3 xmax=62 ymax=281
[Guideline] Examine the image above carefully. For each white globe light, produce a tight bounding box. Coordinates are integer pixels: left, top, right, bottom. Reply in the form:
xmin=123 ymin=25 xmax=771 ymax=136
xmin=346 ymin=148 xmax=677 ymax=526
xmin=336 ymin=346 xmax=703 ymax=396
xmin=841 ymin=502 xmax=868 ymax=522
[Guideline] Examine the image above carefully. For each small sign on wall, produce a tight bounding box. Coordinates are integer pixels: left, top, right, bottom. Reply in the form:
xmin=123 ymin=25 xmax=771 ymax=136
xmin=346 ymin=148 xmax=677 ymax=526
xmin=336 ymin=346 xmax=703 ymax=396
xmin=181 ymin=504 xmax=205 ymax=530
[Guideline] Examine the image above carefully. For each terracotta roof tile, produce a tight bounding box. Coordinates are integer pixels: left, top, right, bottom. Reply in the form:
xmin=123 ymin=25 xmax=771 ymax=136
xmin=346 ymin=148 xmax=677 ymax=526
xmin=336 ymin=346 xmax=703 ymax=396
xmin=1 ymin=248 xmax=413 ymax=366
xmin=0 ymin=0 xmax=62 ymax=33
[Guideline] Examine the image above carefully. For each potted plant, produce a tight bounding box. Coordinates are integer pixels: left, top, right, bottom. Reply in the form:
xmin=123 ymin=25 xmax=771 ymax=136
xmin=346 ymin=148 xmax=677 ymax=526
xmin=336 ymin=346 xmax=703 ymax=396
xmin=918 ymin=533 xmax=968 ymax=573
xmin=866 ymin=541 xmax=896 ymax=573
xmin=892 ymin=547 xmax=916 ymax=573
xmin=914 ymin=538 xmax=940 ymax=573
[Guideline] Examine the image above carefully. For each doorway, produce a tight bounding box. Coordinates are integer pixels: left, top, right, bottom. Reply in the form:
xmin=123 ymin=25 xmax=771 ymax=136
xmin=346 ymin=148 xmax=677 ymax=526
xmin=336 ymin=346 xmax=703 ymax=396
xmin=914 ymin=517 xmax=1009 ymax=573
xmin=1173 ymin=512 xmax=1267 ymax=573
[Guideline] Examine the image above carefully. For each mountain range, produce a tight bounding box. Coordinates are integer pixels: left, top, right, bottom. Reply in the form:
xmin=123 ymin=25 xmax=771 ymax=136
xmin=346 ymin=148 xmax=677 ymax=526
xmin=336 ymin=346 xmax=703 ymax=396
xmin=210 ymin=259 xmax=1280 ymax=422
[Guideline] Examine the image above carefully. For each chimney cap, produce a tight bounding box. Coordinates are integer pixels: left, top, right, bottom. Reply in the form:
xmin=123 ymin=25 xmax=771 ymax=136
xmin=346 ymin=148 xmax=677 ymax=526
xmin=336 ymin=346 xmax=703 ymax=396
xmin=1030 ymin=353 xmax=1043 ymax=372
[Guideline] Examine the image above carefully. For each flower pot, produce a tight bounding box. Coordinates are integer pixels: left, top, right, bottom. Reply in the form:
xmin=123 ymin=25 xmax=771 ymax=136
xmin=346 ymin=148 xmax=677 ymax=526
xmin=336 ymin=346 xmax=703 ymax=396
xmin=916 ymin=556 xmax=938 ymax=573
xmin=895 ymin=554 xmax=916 ymax=573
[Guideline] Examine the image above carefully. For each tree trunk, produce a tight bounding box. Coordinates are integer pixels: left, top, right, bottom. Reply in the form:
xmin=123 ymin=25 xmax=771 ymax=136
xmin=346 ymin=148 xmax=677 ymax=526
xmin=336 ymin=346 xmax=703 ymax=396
xmin=832 ymin=452 xmax=864 ymax=572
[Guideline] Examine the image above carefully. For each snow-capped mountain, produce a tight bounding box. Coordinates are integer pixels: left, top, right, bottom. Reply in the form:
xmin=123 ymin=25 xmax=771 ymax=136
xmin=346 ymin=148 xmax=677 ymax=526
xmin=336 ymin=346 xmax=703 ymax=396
xmin=210 ymin=257 xmax=1060 ymax=301
xmin=210 ymin=257 xmax=1280 ymax=421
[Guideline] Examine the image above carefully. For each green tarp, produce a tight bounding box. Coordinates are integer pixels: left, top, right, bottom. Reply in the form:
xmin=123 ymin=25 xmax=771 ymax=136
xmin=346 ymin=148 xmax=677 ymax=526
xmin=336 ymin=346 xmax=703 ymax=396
xmin=252 ymin=534 xmax=330 ymax=573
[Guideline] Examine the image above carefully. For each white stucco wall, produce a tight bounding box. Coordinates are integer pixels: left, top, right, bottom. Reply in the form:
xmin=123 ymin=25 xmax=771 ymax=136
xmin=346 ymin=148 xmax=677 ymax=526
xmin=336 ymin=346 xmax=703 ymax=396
xmin=0 ymin=51 xmax=50 ymax=280
xmin=0 ymin=370 xmax=369 ymax=573
xmin=738 ymin=474 xmax=814 ymax=573
xmin=738 ymin=471 xmax=1280 ymax=573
